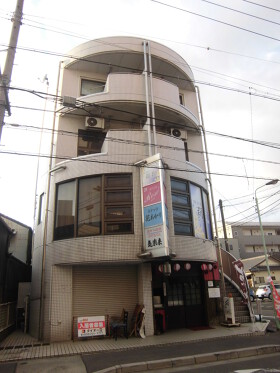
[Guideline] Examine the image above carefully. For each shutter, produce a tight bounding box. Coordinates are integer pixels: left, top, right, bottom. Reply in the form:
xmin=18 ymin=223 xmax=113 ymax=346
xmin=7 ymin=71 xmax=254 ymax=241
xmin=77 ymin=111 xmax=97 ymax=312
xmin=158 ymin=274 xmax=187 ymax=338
xmin=72 ymin=265 xmax=138 ymax=319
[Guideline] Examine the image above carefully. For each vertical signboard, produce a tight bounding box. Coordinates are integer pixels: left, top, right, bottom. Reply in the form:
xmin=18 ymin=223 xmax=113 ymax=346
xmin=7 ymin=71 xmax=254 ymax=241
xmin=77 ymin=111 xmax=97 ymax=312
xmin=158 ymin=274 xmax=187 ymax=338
xmin=140 ymin=153 xmax=169 ymax=257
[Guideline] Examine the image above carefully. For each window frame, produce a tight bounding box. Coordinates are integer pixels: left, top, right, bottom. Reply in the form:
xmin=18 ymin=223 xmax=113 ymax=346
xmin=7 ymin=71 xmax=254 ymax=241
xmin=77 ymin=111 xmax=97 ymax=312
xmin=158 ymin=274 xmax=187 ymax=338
xmin=171 ymin=178 xmax=193 ymax=236
xmin=171 ymin=177 xmax=212 ymax=239
xmin=80 ymin=78 xmax=106 ymax=96
xmin=37 ymin=192 xmax=44 ymax=225
xmin=53 ymin=173 xmax=134 ymax=241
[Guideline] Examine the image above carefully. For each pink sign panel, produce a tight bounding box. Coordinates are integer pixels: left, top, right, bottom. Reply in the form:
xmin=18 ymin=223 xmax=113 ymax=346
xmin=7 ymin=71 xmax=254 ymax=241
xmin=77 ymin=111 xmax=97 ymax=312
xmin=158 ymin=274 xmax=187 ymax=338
xmin=143 ymin=182 xmax=161 ymax=207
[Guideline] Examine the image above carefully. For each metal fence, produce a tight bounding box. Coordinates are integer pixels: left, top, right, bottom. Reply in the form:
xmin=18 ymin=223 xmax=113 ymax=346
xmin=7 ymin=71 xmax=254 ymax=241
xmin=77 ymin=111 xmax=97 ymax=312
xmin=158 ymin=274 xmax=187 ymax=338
xmin=0 ymin=302 xmax=16 ymax=333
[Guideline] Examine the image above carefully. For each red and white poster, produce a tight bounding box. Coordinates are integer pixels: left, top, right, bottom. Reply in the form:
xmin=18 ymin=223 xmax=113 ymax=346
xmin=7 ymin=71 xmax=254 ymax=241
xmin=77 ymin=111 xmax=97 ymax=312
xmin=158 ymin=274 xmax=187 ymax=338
xmin=77 ymin=316 xmax=106 ymax=338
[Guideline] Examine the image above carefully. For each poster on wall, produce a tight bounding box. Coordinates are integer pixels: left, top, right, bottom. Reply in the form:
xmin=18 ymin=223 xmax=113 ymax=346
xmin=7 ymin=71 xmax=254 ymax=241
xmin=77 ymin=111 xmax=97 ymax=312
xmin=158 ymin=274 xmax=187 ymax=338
xmin=190 ymin=183 xmax=206 ymax=239
xmin=77 ymin=316 xmax=106 ymax=338
xmin=140 ymin=153 xmax=169 ymax=257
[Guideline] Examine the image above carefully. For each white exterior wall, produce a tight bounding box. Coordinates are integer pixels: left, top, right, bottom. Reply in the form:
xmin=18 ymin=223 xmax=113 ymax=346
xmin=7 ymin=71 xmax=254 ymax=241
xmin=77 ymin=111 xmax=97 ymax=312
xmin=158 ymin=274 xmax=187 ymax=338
xmin=31 ymin=36 xmax=217 ymax=342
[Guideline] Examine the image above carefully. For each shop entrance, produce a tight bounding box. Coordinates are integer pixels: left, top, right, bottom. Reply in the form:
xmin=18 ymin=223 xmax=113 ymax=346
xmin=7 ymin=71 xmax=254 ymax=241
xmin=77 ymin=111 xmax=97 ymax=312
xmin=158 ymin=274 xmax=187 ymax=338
xmin=166 ymin=277 xmax=204 ymax=329
xmin=152 ymin=262 xmax=206 ymax=331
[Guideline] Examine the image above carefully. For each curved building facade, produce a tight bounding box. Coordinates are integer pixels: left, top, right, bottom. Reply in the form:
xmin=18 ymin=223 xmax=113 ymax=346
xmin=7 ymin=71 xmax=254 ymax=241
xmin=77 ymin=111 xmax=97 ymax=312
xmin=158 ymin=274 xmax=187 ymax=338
xmin=30 ymin=37 xmax=220 ymax=342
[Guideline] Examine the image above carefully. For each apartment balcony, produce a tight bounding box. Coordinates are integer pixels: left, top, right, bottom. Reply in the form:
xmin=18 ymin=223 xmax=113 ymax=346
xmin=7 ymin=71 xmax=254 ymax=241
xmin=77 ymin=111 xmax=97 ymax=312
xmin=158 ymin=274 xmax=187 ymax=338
xmin=62 ymin=73 xmax=199 ymax=130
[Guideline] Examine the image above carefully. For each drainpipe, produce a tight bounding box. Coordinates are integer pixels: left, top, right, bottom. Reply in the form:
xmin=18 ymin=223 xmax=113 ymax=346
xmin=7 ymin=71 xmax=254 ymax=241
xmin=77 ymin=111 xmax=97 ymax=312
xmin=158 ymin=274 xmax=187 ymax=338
xmin=147 ymin=41 xmax=158 ymax=155
xmin=39 ymin=61 xmax=62 ymax=341
xmin=195 ymin=85 xmax=227 ymax=320
xmin=143 ymin=41 xmax=152 ymax=157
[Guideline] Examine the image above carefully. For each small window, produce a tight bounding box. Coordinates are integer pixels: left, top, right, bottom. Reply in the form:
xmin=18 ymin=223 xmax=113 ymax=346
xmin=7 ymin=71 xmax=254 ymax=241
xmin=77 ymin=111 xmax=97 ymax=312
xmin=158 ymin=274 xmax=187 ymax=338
xmin=80 ymin=79 xmax=105 ymax=96
xmin=234 ymin=231 xmax=238 ymax=236
xmin=78 ymin=130 xmax=106 ymax=156
xmin=37 ymin=193 xmax=44 ymax=225
xmin=184 ymin=142 xmax=189 ymax=162
xmin=179 ymin=94 xmax=184 ymax=105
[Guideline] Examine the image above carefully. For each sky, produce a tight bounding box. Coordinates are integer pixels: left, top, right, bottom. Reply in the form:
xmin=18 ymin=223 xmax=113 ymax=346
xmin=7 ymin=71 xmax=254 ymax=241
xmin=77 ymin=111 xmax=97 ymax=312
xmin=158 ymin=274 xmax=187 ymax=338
xmin=0 ymin=0 xmax=280 ymax=230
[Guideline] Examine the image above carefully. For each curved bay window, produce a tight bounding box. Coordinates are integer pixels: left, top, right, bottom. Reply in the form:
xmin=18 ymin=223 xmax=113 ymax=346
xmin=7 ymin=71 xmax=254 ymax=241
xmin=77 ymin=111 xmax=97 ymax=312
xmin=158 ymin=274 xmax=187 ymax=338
xmin=171 ymin=178 xmax=212 ymax=240
xmin=54 ymin=174 xmax=133 ymax=240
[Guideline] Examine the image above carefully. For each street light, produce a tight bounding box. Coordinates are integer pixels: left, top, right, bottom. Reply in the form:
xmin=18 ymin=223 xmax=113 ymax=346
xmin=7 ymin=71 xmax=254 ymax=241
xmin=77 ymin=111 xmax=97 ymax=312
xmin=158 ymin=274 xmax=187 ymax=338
xmin=255 ymin=179 xmax=280 ymax=330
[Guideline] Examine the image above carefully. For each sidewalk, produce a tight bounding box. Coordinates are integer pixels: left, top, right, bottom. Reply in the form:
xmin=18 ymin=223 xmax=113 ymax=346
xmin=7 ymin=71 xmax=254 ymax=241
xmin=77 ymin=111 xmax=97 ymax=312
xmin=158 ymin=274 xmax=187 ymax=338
xmin=0 ymin=320 xmax=272 ymax=366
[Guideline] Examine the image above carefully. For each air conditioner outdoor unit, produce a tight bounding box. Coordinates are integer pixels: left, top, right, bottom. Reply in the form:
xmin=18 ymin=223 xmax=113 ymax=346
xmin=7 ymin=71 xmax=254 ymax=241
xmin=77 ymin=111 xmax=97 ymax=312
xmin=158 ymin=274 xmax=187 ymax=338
xmin=171 ymin=128 xmax=187 ymax=140
xmin=85 ymin=117 xmax=104 ymax=129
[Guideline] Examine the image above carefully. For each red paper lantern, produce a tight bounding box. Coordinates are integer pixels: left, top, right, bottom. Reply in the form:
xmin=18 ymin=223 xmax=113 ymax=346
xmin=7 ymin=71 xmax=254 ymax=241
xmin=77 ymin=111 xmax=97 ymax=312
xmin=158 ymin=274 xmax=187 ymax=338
xmin=201 ymin=263 xmax=207 ymax=271
xmin=173 ymin=263 xmax=180 ymax=272
xmin=184 ymin=263 xmax=191 ymax=271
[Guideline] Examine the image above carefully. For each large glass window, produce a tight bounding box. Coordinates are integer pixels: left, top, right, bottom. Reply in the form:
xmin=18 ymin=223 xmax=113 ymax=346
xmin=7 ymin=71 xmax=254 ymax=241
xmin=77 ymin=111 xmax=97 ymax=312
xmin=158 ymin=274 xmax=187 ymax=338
xmin=78 ymin=177 xmax=101 ymax=237
xmin=171 ymin=178 xmax=212 ymax=239
xmin=80 ymin=79 xmax=105 ymax=96
xmin=54 ymin=174 xmax=133 ymax=240
xmin=54 ymin=181 xmax=76 ymax=240
xmin=171 ymin=178 xmax=193 ymax=236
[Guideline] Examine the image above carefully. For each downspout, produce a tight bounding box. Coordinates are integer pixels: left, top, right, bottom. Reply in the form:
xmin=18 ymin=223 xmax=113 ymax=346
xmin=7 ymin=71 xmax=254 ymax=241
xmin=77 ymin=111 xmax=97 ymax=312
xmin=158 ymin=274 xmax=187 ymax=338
xmin=143 ymin=41 xmax=152 ymax=157
xmin=39 ymin=61 xmax=62 ymax=341
xmin=147 ymin=41 xmax=158 ymax=155
xmin=195 ymin=85 xmax=226 ymax=320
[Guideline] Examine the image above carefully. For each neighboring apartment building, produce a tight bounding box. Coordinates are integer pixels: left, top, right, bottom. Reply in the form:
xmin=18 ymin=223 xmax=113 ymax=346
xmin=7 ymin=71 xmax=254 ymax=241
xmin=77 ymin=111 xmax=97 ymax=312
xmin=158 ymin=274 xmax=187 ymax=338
xmin=30 ymin=37 xmax=220 ymax=342
xmin=231 ymin=222 xmax=280 ymax=259
xmin=0 ymin=214 xmax=32 ymax=303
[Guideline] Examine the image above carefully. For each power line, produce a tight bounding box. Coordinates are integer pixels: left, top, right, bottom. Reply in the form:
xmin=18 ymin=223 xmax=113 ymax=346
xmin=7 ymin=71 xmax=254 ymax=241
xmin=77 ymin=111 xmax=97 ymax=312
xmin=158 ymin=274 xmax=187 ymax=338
xmin=5 ymin=86 xmax=280 ymax=152
xmin=151 ymin=0 xmax=280 ymax=42
xmin=241 ymin=0 xmax=280 ymax=13
xmin=0 ymin=148 xmax=278 ymax=183
xmin=201 ymin=0 xmax=280 ymax=27
xmin=2 ymin=42 xmax=280 ymax=102
xmin=4 ymin=121 xmax=280 ymax=168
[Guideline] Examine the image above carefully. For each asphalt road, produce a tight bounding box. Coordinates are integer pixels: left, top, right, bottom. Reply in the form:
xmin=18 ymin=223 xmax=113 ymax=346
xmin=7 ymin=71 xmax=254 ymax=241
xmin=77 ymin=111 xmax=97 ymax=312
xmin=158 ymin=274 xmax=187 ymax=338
xmin=81 ymin=331 xmax=280 ymax=372
xmin=162 ymin=354 xmax=280 ymax=372
xmin=0 ymin=332 xmax=279 ymax=372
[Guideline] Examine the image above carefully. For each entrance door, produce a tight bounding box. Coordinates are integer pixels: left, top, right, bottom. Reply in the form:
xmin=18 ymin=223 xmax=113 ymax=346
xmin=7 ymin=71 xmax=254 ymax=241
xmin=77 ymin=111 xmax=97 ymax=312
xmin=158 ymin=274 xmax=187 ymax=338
xmin=166 ymin=276 xmax=205 ymax=329
xmin=183 ymin=278 xmax=204 ymax=327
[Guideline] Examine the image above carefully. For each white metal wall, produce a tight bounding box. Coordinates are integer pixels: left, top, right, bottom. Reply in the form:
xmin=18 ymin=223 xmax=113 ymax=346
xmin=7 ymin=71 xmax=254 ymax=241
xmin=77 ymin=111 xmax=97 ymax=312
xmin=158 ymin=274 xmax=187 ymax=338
xmin=72 ymin=265 xmax=138 ymax=321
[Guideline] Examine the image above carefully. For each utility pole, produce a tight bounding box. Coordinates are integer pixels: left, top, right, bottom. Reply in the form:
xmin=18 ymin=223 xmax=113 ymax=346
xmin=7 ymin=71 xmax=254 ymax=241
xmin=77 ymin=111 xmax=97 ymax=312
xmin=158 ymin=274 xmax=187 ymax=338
xmin=0 ymin=0 xmax=24 ymax=142
xmin=219 ymin=199 xmax=230 ymax=252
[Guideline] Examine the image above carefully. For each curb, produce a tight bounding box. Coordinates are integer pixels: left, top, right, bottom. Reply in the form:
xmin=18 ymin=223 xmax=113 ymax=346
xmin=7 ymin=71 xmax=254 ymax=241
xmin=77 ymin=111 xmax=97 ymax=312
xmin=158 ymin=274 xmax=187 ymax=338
xmin=95 ymin=345 xmax=280 ymax=373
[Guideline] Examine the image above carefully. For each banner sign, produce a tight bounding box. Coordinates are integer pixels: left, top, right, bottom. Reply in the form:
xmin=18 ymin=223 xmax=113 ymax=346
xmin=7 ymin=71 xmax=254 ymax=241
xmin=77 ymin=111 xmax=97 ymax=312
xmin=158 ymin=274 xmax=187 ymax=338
xmin=140 ymin=154 xmax=169 ymax=257
xmin=77 ymin=316 xmax=106 ymax=338
xmin=233 ymin=260 xmax=248 ymax=303
xmin=269 ymin=278 xmax=280 ymax=319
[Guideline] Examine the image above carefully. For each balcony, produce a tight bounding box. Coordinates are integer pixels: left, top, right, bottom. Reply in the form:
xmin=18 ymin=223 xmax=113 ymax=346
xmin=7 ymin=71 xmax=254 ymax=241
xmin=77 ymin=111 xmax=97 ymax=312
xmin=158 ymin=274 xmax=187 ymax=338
xmin=65 ymin=73 xmax=199 ymax=129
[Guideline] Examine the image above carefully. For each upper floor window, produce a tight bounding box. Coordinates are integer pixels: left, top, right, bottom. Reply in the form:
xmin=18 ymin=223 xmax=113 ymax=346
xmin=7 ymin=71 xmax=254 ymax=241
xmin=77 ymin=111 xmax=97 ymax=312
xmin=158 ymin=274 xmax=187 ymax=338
xmin=179 ymin=93 xmax=184 ymax=106
xmin=37 ymin=192 xmax=44 ymax=225
xmin=171 ymin=178 xmax=212 ymax=240
xmin=80 ymin=79 xmax=105 ymax=96
xmin=54 ymin=174 xmax=133 ymax=240
xmin=78 ymin=129 xmax=106 ymax=156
